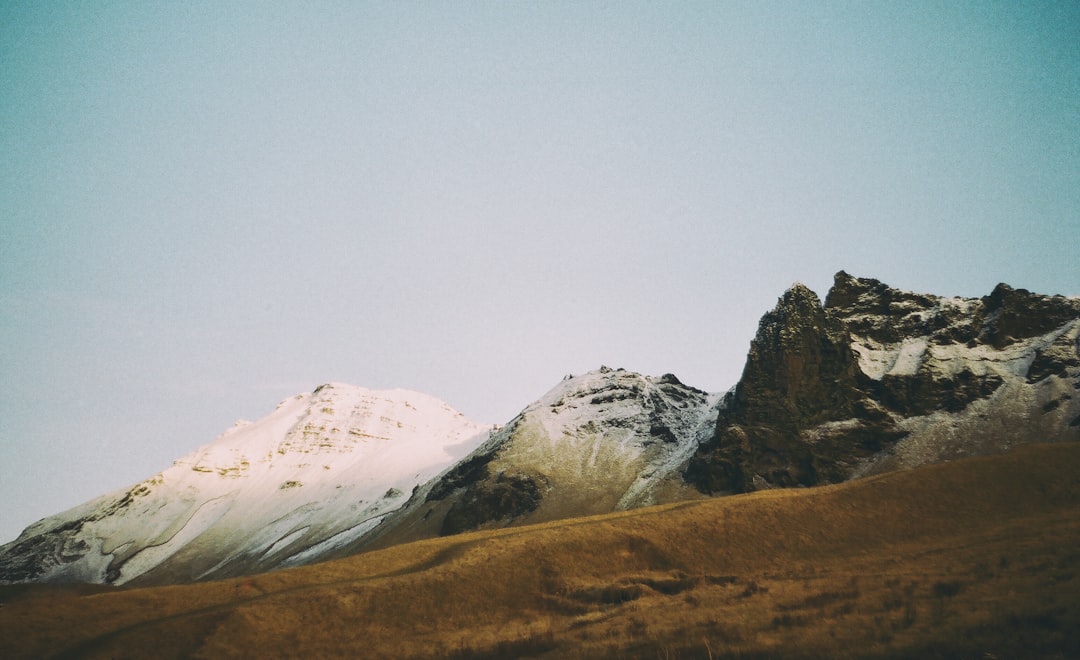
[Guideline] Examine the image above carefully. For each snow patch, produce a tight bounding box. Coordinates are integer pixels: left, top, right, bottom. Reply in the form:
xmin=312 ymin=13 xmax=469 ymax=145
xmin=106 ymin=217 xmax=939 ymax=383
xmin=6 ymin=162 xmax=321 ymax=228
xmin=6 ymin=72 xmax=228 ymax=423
xmin=888 ymin=338 xmax=927 ymax=377
xmin=280 ymin=515 xmax=388 ymax=568
xmin=114 ymin=493 xmax=235 ymax=584
xmin=262 ymin=526 xmax=311 ymax=559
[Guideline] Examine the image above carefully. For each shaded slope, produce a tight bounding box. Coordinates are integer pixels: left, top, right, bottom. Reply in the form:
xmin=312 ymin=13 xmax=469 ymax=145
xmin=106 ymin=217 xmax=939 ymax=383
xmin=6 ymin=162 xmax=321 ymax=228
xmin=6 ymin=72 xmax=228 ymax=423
xmin=3 ymin=442 xmax=1079 ymax=659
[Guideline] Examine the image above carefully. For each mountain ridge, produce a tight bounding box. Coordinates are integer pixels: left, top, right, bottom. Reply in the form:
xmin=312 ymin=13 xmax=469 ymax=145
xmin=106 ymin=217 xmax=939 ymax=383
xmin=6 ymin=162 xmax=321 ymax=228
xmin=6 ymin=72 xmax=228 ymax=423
xmin=686 ymin=271 xmax=1080 ymax=493
xmin=2 ymin=271 xmax=1078 ymax=586
xmin=348 ymin=367 xmax=721 ymax=554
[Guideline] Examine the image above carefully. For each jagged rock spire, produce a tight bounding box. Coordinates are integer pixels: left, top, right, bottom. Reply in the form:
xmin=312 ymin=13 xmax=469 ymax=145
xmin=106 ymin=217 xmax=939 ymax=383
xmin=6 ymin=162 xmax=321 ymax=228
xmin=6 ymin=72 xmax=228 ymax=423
xmin=686 ymin=272 xmax=1080 ymax=495
xmin=685 ymin=281 xmax=891 ymax=493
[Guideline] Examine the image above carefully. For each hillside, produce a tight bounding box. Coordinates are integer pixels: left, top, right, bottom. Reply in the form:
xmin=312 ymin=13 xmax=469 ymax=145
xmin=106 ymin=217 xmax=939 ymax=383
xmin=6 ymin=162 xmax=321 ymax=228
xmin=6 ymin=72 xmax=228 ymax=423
xmin=3 ymin=441 xmax=1078 ymax=658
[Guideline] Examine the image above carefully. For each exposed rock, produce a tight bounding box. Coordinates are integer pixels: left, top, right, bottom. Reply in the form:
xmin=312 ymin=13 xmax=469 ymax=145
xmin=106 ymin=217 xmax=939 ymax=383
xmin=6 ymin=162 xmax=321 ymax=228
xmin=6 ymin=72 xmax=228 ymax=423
xmin=980 ymin=284 xmax=1080 ymax=349
xmin=824 ymin=271 xmax=944 ymax=344
xmin=686 ymin=282 xmax=905 ymax=493
xmin=440 ymin=471 xmax=549 ymax=536
xmin=737 ymin=283 xmax=863 ymax=427
xmin=425 ymin=441 xmax=504 ymax=503
xmin=1026 ymin=329 xmax=1080 ymax=383
xmin=687 ymin=272 xmax=1080 ymax=495
xmin=876 ymin=369 xmax=1004 ymax=416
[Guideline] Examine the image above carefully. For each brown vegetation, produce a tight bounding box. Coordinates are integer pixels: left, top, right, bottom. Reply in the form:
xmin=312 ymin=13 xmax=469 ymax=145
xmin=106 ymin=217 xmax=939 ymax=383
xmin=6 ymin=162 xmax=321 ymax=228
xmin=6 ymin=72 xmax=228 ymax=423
xmin=3 ymin=442 xmax=1079 ymax=658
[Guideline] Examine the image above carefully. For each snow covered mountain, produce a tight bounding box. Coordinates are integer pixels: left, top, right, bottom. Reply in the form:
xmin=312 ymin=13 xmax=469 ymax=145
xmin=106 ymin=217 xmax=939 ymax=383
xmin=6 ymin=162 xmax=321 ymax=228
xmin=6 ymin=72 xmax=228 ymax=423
xmin=686 ymin=272 xmax=1080 ymax=493
xmin=0 ymin=371 xmax=720 ymax=586
xmin=3 ymin=271 xmax=1077 ymax=587
xmin=2 ymin=369 xmax=725 ymax=587
xmin=351 ymin=367 xmax=721 ymax=551
xmin=0 ymin=384 xmax=492 ymax=585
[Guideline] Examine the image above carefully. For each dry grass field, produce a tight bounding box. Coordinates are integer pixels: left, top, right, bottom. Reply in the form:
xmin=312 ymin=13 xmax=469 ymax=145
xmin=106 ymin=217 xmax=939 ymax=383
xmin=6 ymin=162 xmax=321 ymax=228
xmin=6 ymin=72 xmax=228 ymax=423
xmin=3 ymin=442 xmax=1079 ymax=659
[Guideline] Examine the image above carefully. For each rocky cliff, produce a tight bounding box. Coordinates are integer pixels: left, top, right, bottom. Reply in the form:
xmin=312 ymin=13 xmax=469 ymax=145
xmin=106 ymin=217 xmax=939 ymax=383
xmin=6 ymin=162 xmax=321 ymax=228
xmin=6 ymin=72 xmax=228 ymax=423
xmin=686 ymin=272 xmax=1080 ymax=494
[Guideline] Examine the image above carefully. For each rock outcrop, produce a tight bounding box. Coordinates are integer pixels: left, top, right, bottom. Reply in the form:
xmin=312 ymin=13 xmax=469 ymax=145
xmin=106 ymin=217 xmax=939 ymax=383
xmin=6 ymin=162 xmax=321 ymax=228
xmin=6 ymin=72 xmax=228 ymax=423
xmin=686 ymin=272 xmax=1080 ymax=494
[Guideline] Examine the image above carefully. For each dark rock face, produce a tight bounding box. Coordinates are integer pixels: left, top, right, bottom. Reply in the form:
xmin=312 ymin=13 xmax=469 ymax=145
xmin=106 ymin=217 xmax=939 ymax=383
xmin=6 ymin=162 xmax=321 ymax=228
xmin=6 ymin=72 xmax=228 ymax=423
xmin=687 ymin=271 xmax=1080 ymax=495
xmin=824 ymin=272 xmax=945 ymax=344
xmin=686 ymin=283 xmax=906 ymax=493
xmin=425 ymin=444 xmax=503 ymax=503
xmin=875 ymin=369 xmax=1004 ymax=416
xmin=980 ymin=283 xmax=1080 ymax=349
xmin=737 ymin=284 xmax=862 ymax=427
xmin=0 ymin=519 xmax=90 ymax=584
xmin=423 ymin=415 xmax=548 ymax=535
xmin=1026 ymin=327 xmax=1080 ymax=384
xmin=439 ymin=471 xmax=549 ymax=536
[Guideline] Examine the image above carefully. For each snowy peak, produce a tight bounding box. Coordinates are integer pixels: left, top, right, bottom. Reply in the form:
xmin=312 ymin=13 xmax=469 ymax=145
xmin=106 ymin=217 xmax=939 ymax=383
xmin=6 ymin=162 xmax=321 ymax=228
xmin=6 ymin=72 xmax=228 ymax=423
xmin=0 ymin=383 xmax=492 ymax=586
xmin=529 ymin=367 xmax=718 ymax=454
xmin=365 ymin=367 xmax=721 ymax=546
xmin=179 ymin=383 xmax=488 ymax=474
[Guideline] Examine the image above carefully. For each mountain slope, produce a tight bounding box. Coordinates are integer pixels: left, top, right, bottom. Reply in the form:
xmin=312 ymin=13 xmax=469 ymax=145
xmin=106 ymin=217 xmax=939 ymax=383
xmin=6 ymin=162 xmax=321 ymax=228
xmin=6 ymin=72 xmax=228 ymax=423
xmin=0 ymin=369 xmax=722 ymax=586
xmin=0 ymin=384 xmax=492 ymax=585
xmin=355 ymin=367 xmax=721 ymax=550
xmin=3 ymin=442 xmax=1078 ymax=659
xmin=686 ymin=271 xmax=1080 ymax=493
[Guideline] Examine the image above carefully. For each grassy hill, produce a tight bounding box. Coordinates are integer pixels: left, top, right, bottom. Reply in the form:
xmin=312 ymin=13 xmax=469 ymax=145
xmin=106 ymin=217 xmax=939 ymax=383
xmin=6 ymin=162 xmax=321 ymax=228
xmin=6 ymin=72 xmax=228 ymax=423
xmin=2 ymin=442 xmax=1079 ymax=658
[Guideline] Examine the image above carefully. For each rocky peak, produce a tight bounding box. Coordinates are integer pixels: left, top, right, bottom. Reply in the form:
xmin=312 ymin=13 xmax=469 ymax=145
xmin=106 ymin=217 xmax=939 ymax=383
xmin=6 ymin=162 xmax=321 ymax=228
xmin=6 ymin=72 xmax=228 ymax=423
xmin=685 ymin=282 xmax=892 ymax=494
xmin=823 ymin=270 xmax=887 ymax=311
xmin=687 ymin=272 xmax=1080 ymax=496
xmin=980 ymin=283 xmax=1080 ymax=349
xmin=825 ymin=272 xmax=944 ymax=344
xmin=736 ymin=283 xmax=862 ymax=428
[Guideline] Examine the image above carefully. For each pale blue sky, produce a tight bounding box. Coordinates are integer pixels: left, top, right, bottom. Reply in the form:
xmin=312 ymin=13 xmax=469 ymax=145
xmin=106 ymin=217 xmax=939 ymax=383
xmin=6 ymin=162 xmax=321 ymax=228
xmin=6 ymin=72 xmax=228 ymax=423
xmin=1 ymin=1 xmax=1078 ymax=543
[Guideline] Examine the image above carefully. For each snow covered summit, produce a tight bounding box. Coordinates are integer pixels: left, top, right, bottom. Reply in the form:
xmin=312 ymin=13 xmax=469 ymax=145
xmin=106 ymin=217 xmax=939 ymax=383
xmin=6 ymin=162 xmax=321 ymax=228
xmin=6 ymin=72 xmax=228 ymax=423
xmin=358 ymin=367 xmax=723 ymax=549
xmin=0 ymin=383 xmax=492 ymax=585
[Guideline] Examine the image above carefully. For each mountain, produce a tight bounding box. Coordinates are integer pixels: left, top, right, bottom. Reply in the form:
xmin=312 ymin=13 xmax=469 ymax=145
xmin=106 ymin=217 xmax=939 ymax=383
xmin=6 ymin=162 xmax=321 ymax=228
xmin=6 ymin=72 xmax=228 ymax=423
xmin=686 ymin=271 xmax=1080 ymax=493
xmin=3 ymin=271 xmax=1078 ymax=587
xmin=352 ymin=367 xmax=721 ymax=552
xmin=0 ymin=384 xmax=493 ymax=585
xmin=0 ymin=370 xmax=720 ymax=586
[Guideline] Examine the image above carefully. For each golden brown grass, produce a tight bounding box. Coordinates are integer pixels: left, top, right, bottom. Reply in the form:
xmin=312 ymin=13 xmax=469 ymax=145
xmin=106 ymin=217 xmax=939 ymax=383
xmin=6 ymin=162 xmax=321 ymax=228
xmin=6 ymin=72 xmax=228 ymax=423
xmin=2 ymin=442 xmax=1079 ymax=658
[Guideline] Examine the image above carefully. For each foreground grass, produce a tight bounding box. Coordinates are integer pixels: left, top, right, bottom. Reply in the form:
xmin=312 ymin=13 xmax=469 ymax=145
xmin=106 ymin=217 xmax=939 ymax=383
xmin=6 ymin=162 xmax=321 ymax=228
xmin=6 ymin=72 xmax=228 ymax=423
xmin=2 ymin=442 xmax=1079 ymax=658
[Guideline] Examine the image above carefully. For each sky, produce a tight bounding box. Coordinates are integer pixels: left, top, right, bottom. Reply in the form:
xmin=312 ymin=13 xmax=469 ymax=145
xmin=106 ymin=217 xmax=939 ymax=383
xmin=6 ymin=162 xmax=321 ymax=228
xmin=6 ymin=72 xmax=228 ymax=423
xmin=1 ymin=1 xmax=1078 ymax=544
